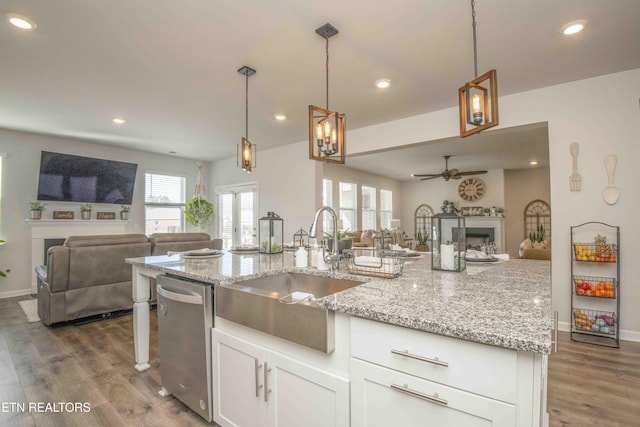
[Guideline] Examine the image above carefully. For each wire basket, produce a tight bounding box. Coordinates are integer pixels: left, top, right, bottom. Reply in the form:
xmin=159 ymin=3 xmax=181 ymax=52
xmin=573 ymin=242 xmax=617 ymax=262
xmin=343 ymin=248 xmax=407 ymax=279
xmin=572 ymin=275 xmax=616 ymax=298
xmin=573 ymin=308 xmax=617 ymax=335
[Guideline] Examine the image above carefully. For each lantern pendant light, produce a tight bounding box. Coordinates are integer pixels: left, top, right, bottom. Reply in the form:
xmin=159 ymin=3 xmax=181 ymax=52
xmin=309 ymin=23 xmax=346 ymax=164
xmin=238 ymin=66 xmax=257 ymax=173
xmin=458 ymin=0 xmax=498 ymax=138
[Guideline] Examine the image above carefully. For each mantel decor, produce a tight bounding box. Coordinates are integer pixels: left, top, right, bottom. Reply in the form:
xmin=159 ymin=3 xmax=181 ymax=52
xmin=237 ymin=66 xmax=256 ymax=173
xmin=53 ymin=211 xmax=74 ymax=220
xmin=97 ymin=212 xmax=116 ymax=220
xmin=458 ymin=0 xmax=498 ymax=138
xmin=309 ymin=23 xmax=346 ymax=164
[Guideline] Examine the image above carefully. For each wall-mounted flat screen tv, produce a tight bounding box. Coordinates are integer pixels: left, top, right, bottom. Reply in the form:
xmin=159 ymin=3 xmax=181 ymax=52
xmin=37 ymin=151 xmax=138 ymax=204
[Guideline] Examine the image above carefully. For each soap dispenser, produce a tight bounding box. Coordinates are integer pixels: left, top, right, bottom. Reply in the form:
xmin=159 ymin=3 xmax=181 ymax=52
xmin=295 ymin=245 xmax=308 ymax=268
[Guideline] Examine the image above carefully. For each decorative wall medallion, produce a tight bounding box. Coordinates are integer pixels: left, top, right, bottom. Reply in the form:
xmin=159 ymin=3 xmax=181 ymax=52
xmin=458 ymin=177 xmax=485 ymax=202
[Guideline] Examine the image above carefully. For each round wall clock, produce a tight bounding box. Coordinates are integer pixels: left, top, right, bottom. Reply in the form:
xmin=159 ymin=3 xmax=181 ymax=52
xmin=458 ymin=177 xmax=485 ymax=202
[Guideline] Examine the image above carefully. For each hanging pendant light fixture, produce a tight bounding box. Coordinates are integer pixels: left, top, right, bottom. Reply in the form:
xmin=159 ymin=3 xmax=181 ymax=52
xmin=309 ymin=23 xmax=346 ymax=164
xmin=458 ymin=0 xmax=498 ymax=138
xmin=238 ymin=66 xmax=257 ymax=173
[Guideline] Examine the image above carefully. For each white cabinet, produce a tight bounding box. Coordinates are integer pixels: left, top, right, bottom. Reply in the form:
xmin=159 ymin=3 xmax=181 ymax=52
xmin=351 ymin=359 xmax=516 ymax=427
xmin=350 ymin=317 xmax=547 ymax=427
xmin=212 ymin=329 xmax=350 ymax=427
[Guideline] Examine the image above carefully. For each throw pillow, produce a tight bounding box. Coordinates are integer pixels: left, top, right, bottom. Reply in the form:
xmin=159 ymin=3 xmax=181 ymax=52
xmin=360 ymin=230 xmax=374 ymax=247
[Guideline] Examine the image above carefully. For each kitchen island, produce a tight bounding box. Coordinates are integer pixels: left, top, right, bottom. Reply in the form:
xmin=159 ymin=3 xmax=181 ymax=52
xmin=127 ymin=251 xmax=551 ymax=426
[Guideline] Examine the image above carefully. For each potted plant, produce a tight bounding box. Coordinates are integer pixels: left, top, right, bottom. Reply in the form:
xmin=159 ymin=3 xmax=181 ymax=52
xmin=29 ymin=202 xmax=45 ymax=220
xmin=529 ymin=224 xmax=546 ymax=249
xmin=120 ymin=205 xmax=130 ymax=220
xmin=495 ymin=207 xmax=504 ymax=217
xmin=185 ymin=197 xmax=214 ymax=229
xmin=483 ymin=207 xmax=490 ymax=216
xmin=442 ymin=200 xmax=454 ymax=214
xmin=325 ymin=229 xmax=353 ymax=254
xmin=80 ymin=203 xmax=92 ymax=220
xmin=415 ymin=230 xmax=429 ymax=252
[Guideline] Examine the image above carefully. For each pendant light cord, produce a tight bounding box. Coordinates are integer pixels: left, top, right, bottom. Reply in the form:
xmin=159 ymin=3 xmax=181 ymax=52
xmin=471 ymin=0 xmax=478 ymax=79
xmin=325 ymin=36 xmax=330 ymax=110
xmin=245 ymin=72 xmax=249 ymax=140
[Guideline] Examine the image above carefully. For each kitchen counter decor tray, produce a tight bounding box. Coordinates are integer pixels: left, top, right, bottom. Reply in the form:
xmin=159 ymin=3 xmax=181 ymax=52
xmin=343 ymin=248 xmax=407 ymax=279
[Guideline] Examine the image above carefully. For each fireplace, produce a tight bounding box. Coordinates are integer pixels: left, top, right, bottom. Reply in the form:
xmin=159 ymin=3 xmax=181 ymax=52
xmin=465 ymin=227 xmax=495 ymax=250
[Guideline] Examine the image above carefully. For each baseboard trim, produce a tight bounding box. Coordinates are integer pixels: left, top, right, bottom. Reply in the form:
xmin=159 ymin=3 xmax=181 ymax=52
xmin=557 ymin=320 xmax=639 ymax=343
xmin=0 ymin=288 xmax=34 ymax=299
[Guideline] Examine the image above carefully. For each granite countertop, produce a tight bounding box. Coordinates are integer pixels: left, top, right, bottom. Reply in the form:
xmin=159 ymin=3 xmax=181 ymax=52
xmin=127 ymin=251 xmax=552 ymax=354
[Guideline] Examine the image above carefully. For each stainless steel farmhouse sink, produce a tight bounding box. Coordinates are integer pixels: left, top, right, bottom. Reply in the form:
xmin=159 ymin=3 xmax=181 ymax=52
xmin=216 ymin=273 xmax=363 ymax=353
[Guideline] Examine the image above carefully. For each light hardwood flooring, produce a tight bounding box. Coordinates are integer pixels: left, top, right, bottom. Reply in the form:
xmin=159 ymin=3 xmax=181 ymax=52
xmin=2 ymin=295 xmax=639 ymax=426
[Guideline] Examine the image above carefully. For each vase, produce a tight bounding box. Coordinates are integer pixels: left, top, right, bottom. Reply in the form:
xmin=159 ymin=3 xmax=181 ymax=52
xmin=326 ymin=238 xmax=353 ymax=254
xmin=30 ymin=210 xmax=42 ymax=220
xmin=81 ymin=211 xmax=91 ymax=220
xmin=120 ymin=212 xmax=129 ymax=220
xmin=443 ymin=205 xmax=454 ymax=214
xmin=415 ymin=244 xmax=429 ymax=252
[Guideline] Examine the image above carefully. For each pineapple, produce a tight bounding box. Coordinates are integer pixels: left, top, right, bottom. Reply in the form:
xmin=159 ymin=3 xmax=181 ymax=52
xmin=594 ymin=234 xmax=613 ymax=258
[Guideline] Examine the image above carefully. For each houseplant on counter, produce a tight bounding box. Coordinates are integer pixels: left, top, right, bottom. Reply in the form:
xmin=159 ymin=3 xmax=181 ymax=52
xmin=29 ymin=202 xmax=45 ymax=220
xmin=120 ymin=205 xmax=130 ymax=220
xmin=80 ymin=203 xmax=92 ymax=220
xmin=324 ymin=229 xmax=353 ymax=254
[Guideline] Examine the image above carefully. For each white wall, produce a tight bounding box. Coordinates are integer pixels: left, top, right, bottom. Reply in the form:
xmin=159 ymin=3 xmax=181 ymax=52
xmin=346 ymin=68 xmax=640 ymax=340
xmin=401 ymin=169 xmax=505 ymax=238
xmin=504 ymin=168 xmax=551 ymax=258
xmin=0 ymin=128 xmax=209 ymax=298
xmin=209 ymin=141 xmax=320 ymax=243
xmin=323 ymin=163 xmax=403 ymax=231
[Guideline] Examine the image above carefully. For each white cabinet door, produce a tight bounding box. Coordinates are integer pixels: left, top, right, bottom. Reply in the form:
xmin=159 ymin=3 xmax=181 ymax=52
xmin=212 ymin=329 xmax=267 ymax=427
xmin=266 ymin=350 xmax=350 ymax=427
xmin=351 ymin=359 xmax=516 ymax=427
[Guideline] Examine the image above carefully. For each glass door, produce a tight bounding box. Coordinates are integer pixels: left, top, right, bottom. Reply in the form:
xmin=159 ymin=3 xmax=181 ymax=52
xmin=217 ymin=184 xmax=258 ymax=249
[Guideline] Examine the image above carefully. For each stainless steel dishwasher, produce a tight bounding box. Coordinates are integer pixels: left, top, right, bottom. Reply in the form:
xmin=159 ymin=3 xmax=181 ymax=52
xmin=156 ymin=274 xmax=213 ymax=422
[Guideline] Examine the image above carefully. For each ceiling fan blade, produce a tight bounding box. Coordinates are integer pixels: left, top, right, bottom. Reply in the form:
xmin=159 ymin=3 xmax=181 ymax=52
xmin=412 ymin=173 xmax=442 ymax=177
xmin=420 ymin=176 xmax=441 ymax=181
xmin=455 ymin=170 xmax=488 ymax=176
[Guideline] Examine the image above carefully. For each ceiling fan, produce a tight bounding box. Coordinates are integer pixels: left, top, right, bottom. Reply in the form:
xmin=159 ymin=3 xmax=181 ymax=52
xmin=412 ymin=155 xmax=487 ymax=181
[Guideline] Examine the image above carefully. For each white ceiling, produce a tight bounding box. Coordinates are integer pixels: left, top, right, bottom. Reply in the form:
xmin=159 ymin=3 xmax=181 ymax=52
xmin=1 ymin=0 xmax=638 ymax=161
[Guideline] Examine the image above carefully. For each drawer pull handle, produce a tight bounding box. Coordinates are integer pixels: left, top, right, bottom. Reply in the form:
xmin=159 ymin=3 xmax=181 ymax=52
xmin=255 ymin=361 xmax=263 ymax=397
xmin=390 ymin=383 xmax=448 ymax=406
xmin=391 ymin=349 xmax=449 ymax=367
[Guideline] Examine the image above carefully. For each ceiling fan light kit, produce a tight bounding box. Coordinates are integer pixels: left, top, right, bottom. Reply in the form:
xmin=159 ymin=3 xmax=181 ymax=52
xmin=458 ymin=0 xmax=499 ymax=138
xmin=309 ymin=23 xmax=346 ymax=164
xmin=237 ymin=66 xmax=257 ymax=173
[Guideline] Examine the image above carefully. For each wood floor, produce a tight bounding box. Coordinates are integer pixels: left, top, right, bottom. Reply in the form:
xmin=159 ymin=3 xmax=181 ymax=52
xmin=1 ymin=295 xmax=639 ymax=427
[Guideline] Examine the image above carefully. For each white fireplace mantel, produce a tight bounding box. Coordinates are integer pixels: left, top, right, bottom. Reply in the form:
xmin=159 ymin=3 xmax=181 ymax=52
xmin=27 ymin=219 xmax=130 ymax=293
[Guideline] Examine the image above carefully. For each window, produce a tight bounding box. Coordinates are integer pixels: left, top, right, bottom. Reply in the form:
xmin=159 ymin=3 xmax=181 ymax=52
xmin=339 ymin=182 xmax=357 ymax=231
xmin=217 ymin=183 xmax=258 ymax=249
xmin=144 ymin=172 xmax=186 ymax=234
xmin=361 ymin=186 xmax=376 ymax=231
xmin=380 ymin=189 xmax=393 ymax=229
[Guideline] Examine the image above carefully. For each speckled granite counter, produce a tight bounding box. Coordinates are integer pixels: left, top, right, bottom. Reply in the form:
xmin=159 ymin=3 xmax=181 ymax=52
xmin=127 ymin=252 xmax=551 ymax=354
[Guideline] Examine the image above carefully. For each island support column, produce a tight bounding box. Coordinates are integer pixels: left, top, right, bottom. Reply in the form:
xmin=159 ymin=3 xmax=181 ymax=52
xmin=132 ymin=265 xmax=157 ymax=372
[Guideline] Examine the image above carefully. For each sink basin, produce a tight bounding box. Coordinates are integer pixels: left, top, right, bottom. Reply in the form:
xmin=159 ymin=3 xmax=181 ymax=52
xmin=216 ymin=273 xmax=363 ymax=353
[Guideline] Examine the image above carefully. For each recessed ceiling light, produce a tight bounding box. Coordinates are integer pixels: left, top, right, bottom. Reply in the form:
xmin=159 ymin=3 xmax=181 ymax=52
xmin=530 ymin=160 xmax=539 ymax=165
xmin=112 ymin=118 xmax=127 ymax=125
xmin=274 ymin=114 xmax=286 ymax=121
xmin=562 ymin=20 xmax=586 ymax=35
xmin=7 ymin=13 xmax=37 ymax=30
xmin=375 ymin=79 xmax=391 ymax=89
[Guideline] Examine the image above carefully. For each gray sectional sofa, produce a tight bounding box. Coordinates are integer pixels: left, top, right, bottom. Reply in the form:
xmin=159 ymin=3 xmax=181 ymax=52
xmin=35 ymin=232 xmax=221 ymax=325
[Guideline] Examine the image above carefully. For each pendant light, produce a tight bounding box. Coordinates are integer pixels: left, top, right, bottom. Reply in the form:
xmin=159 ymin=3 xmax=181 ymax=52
xmin=238 ymin=66 xmax=257 ymax=173
xmin=309 ymin=23 xmax=346 ymax=164
xmin=458 ymin=0 xmax=498 ymax=138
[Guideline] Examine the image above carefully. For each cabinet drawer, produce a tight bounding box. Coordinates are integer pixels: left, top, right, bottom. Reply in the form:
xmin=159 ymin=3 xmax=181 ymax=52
xmin=351 ymin=359 xmax=516 ymax=427
xmin=351 ymin=317 xmax=517 ymax=403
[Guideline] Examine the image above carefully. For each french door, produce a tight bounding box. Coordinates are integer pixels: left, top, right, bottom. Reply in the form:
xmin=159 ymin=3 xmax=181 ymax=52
xmin=217 ymin=184 xmax=258 ymax=249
